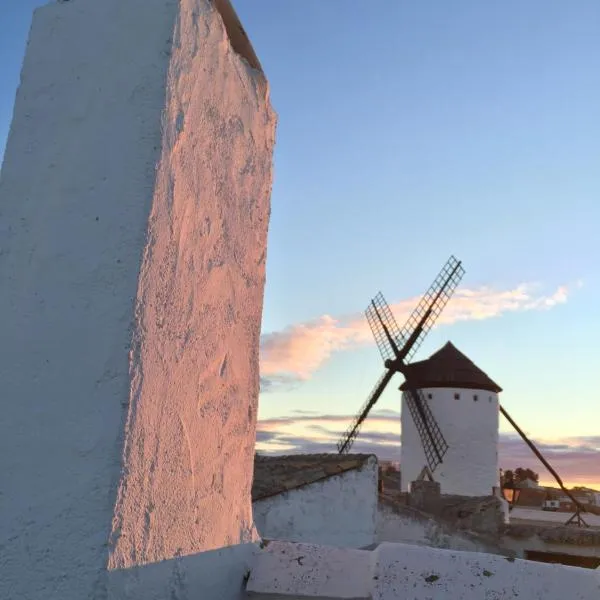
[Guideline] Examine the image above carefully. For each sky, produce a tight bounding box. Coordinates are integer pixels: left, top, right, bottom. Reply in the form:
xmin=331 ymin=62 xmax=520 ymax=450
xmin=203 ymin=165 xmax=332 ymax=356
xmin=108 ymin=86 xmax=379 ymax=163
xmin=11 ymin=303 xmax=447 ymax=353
xmin=1 ymin=1 xmax=599 ymax=489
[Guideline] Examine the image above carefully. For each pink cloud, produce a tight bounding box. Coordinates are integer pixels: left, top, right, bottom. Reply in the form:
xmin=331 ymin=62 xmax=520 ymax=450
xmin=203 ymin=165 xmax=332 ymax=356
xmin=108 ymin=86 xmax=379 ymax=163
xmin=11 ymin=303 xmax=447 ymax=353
xmin=260 ymin=283 xmax=572 ymax=383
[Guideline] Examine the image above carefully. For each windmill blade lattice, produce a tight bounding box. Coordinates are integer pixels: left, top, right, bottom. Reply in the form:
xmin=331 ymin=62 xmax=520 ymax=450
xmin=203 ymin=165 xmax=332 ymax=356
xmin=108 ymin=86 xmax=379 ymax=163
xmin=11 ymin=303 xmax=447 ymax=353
xmin=337 ymin=370 xmax=394 ymax=454
xmin=365 ymin=292 xmax=403 ymax=362
xmin=396 ymin=255 xmax=465 ymax=364
xmin=404 ymin=388 xmax=449 ymax=472
xmin=337 ymin=255 xmax=464 ymax=462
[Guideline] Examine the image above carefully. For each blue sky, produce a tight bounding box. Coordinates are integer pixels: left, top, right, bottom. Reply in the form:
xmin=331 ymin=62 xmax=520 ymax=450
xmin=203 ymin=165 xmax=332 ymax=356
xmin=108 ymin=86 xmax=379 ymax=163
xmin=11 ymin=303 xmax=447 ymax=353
xmin=2 ymin=1 xmax=599 ymax=486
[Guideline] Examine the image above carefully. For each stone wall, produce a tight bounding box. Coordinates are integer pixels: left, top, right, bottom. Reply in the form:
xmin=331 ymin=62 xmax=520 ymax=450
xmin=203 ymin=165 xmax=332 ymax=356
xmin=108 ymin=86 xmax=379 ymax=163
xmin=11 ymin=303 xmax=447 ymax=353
xmin=407 ymin=482 xmax=505 ymax=536
xmin=438 ymin=494 xmax=506 ymax=535
xmin=377 ymin=499 xmax=512 ymax=556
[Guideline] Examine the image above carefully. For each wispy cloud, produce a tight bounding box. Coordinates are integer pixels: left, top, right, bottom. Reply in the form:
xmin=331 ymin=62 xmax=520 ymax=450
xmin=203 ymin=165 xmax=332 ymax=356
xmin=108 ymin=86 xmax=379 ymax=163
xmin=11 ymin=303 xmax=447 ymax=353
xmin=260 ymin=283 xmax=572 ymax=388
xmin=256 ymin=410 xmax=600 ymax=488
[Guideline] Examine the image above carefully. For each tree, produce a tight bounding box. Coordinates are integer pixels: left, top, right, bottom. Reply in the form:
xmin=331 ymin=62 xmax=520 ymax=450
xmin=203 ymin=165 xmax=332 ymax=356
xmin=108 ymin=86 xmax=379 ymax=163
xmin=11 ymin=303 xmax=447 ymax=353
xmin=514 ymin=467 xmax=539 ymax=484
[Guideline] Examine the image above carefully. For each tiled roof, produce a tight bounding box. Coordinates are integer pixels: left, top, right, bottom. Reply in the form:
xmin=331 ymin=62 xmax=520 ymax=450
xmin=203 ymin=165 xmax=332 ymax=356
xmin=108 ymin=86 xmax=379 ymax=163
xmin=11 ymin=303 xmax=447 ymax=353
xmin=252 ymin=453 xmax=375 ymax=502
xmin=399 ymin=341 xmax=502 ymax=393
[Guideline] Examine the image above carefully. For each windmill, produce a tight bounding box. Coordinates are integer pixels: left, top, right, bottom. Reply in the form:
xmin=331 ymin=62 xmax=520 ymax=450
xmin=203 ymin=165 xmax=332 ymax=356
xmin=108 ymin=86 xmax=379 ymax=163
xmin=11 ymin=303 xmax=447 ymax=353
xmin=336 ymin=254 xmax=589 ymax=527
xmin=336 ymin=255 xmax=465 ymax=476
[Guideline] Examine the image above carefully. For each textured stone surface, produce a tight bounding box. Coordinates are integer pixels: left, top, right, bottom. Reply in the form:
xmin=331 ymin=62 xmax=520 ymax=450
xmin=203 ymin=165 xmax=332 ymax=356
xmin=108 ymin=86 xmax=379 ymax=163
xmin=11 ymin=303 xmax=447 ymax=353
xmin=107 ymin=0 xmax=276 ymax=568
xmin=0 ymin=0 xmax=274 ymax=596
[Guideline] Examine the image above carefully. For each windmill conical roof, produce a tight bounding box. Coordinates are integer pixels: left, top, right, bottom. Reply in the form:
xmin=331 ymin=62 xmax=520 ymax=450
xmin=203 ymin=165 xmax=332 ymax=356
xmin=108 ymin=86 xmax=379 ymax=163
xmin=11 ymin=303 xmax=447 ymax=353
xmin=399 ymin=341 xmax=502 ymax=393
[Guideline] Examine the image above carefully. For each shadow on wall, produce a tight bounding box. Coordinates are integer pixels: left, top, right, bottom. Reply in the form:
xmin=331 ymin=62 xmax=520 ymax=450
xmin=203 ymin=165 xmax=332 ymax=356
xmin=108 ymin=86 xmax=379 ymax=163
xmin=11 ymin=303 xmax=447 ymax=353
xmin=106 ymin=543 xmax=257 ymax=600
xmin=213 ymin=0 xmax=262 ymax=71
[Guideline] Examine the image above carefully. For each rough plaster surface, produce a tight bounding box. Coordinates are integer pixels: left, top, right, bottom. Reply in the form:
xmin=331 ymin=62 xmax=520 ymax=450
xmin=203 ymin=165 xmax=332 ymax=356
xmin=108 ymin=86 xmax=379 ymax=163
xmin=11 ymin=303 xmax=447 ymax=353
xmin=0 ymin=0 xmax=274 ymax=597
xmin=401 ymin=387 xmax=499 ymax=496
xmin=253 ymin=457 xmax=378 ymax=549
xmin=108 ymin=0 xmax=275 ymax=568
xmin=247 ymin=540 xmax=600 ymax=599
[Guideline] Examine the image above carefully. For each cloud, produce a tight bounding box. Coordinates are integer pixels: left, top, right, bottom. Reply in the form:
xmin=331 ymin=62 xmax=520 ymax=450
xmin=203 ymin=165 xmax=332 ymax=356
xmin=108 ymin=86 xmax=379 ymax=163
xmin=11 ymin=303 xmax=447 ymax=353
xmin=257 ymin=409 xmax=400 ymax=432
xmin=260 ymin=282 xmax=573 ymax=387
xmin=259 ymin=375 xmax=301 ymax=394
xmin=256 ymin=411 xmax=600 ymax=488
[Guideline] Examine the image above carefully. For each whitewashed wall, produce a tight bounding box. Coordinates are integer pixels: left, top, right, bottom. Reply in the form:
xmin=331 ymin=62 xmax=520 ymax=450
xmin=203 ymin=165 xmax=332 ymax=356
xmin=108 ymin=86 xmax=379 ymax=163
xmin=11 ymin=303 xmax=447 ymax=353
xmin=401 ymin=388 xmax=499 ymax=496
xmin=253 ymin=457 xmax=378 ymax=548
xmin=0 ymin=0 xmax=274 ymax=598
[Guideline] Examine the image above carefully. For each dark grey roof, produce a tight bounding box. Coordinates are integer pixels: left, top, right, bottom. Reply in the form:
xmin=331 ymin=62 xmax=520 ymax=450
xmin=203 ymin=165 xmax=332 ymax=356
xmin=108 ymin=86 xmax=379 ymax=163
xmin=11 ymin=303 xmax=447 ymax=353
xmin=400 ymin=341 xmax=502 ymax=393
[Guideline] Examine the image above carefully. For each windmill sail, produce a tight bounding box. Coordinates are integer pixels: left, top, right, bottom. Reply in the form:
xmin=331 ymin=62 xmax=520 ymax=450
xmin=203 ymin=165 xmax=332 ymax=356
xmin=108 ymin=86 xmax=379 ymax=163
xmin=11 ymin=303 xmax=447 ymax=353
xmin=396 ymin=255 xmax=464 ymax=364
xmin=337 ymin=370 xmax=394 ymax=454
xmin=337 ymin=255 xmax=464 ymax=460
xmin=365 ymin=292 xmax=403 ymax=362
xmin=404 ymin=387 xmax=449 ymax=471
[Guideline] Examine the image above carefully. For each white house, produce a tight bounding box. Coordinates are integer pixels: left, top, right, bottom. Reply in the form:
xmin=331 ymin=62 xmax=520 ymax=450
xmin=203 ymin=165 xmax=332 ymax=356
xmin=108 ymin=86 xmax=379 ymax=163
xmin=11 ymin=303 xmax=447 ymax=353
xmin=252 ymin=454 xmax=378 ymax=548
xmin=517 ymin=478 xmax=541 ymax=489
xmin=400 ymin=342 xmax=502 ymax=497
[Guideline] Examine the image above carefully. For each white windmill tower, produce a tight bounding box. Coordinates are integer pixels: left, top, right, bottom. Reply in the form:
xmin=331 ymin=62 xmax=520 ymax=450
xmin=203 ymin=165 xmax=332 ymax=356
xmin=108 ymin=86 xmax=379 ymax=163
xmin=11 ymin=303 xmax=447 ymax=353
xmin=399 ymin=341 xmax=502 ymax=497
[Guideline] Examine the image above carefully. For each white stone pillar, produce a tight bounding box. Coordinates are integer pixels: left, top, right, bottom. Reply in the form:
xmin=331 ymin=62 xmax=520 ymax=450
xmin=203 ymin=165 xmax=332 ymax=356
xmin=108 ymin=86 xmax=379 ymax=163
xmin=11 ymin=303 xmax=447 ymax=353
xmin=0 ymin=0 xmax=275 ymax=597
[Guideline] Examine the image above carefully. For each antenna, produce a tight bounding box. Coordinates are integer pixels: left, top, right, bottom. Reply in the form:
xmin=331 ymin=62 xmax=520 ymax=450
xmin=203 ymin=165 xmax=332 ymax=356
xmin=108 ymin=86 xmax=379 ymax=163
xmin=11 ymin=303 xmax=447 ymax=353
xmin=337 ymin=256 xmax=465 ymax=470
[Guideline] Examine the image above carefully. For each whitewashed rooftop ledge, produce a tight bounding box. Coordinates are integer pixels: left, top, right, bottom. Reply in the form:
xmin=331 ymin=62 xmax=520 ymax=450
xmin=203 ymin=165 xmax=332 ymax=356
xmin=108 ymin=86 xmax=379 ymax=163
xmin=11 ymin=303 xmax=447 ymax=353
xmin=246 ymin=540 xmax=600 ymax=600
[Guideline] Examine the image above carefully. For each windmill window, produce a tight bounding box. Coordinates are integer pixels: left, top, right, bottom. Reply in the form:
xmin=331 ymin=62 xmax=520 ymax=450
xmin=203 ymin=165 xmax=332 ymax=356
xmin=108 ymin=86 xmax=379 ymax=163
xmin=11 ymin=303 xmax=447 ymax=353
xmin=454 ymin=393 xmax=460 ymax=400
xmin=489 ymin=396 xmax=493 ymax=402
xmin=427 ymin=393 xmax=433 ymax=400
xmin=473 ymin=394 xmax=479 ymax=402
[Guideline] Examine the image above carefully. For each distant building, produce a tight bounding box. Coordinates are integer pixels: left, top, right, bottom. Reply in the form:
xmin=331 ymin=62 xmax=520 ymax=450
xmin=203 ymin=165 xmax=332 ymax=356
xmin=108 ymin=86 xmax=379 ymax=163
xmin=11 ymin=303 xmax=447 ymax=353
xmin=544 ymin=488 xmax=596 ymax=513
